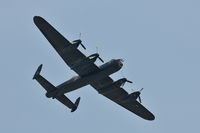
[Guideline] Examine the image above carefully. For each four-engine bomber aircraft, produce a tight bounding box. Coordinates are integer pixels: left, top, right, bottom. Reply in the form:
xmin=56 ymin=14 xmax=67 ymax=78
xmin=33 ymin=16 xmax=155 ymax=120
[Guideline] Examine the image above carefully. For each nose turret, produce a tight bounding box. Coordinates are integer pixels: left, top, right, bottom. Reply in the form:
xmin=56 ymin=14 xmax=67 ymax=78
xmin=98 ymin=59 xmax=124 ymax=76
xmin=117 ymin=59 xmax=124 ymax=68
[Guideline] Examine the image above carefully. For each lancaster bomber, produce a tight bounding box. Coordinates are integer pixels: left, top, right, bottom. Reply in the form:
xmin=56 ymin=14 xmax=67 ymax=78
xmin=33 ymin=16 xmax=155 ymax=120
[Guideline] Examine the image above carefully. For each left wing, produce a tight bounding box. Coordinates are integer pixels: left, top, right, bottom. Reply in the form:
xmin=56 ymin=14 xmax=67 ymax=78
xmin=90 ymin=77 xmax=155 ymax=121
xmin=34 ymin=16 xmax=99 ymax=76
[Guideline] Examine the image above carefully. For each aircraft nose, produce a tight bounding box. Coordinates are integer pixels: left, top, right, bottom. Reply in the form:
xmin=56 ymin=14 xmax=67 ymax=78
xmin=118 ymin=59 xmax=124 ymax=67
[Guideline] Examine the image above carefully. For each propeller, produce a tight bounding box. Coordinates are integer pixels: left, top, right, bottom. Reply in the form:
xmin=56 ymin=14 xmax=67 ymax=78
xmin=126 ymin=79 xmax=133 ymax=84
xmin=120 ymin=78 xmax=133 ymax=88
xmin=120 ymin=66 xmax=131 ymax=83
xmin=119 ymin=70 xmax=134 ymax=88
xmin=75 ymin=33 xmax=86 ymax=50
xmin=80 ymin=42 xmax=86 ymax=50
xmin=139 ymin=88 xmax=144 ymax=92
xmin=98 ymin=56 xmax=104 ymax=63
xmin=79 ymin=32 xmax=82 ymax=39
xmin=138 ymin=95 xmax=142 ymax=104
xmin=138 ymin=88 xmax=144 ymax=104
xmin=96 ymin=46 xmax=104 ymax=63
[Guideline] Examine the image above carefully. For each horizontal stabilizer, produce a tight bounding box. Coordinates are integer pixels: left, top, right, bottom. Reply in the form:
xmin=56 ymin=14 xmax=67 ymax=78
xmin=56 ymin=95 xmax=81 ymax=112
xmin=71 ymin=97 xmax=81 ymax=112
xmin=33 ymin=64 xmax=56 ymax=92
xmin=33 ymin=64 xmax=81 ymax=112
xmin=33 ymin=64 xmax=43 ymax=79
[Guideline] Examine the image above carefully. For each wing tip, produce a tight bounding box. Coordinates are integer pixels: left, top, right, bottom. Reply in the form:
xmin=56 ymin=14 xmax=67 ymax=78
xmin=33 ymin=16 xmax=45 ymax=25
xmin=145 ymin=114 xmax=155 ymax=121
xmin=33 ymin=64 xmax=43 ymax=80
xmin=33 ymin=16 xmax=41 ymax=21
xmin=71 ymin=97 xmax=81 ymax=112
xmin=149 ymin=115 xmax=155 ymax=121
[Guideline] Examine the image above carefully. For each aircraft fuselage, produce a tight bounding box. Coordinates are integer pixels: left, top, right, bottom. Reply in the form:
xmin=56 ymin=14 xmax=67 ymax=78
xmin=46 ymin=59 xmax=123 ymax=98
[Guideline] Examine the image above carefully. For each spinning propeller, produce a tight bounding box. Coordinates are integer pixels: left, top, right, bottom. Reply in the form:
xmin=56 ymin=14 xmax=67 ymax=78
xmin=72 ymin=39 xmax=86 ymax=50
xmin=89 ymin=53 xmax=104 ymax=63
xmin=80 ymin=41 xmax=86 ymax=50
xmin=78 ymin=33 xmax=86 ymax=50
xmin=97 ymin=55 xmax=104 ymax=63
xmin=96 ymin=46 xmax=104 ymax=63
xmin=134 ymin=88 xmax=144 ymax=104
xmin=120 ymin=78 xmax=133 ymax=88
xmin=126 ymin=79 xmax=133 ymax=83
xmin=119 ymin=69 xmax=134 ymax=87
xmin=72 ymin=33 xmax=86 ymax=50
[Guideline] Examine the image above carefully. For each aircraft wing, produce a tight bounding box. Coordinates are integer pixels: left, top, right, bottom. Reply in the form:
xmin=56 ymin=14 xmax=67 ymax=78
xmin=33 ymin=16 xmax=99 ymax=76
xmin=90 ymin=77 xmax=155 ymax=120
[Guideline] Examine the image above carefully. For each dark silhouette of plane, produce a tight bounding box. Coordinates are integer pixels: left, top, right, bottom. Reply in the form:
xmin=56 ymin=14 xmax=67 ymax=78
xmin=33 ymin=16 xmax=155 ymax=120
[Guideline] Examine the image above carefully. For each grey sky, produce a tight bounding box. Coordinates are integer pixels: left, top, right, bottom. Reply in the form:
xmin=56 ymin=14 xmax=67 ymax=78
xmin=0 ymin=0 xmax=200 ymax=132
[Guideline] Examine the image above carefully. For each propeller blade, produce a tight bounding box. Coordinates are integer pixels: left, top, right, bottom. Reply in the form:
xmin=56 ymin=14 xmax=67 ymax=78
xmin=95 ymin=46 xmax=104 ymax=63
xmin=79 ymin=32 xmax=82 ymax=39
xmin=80 ymin=43 xmax=86 ymax=50
xmin=120 ymin=82 xmax=125 ymax=88
xmin=126 ymin=80 xmax=133 ymax=84
xmin=140 ymin=88 xmax=144 ymax=92
xmin=138 ymin=95 xmax=142 ymax=104
xmin=98 ymin=56 xmax=104 ymax=63
xmin=96 ymin=46 xmax=99 ymax=53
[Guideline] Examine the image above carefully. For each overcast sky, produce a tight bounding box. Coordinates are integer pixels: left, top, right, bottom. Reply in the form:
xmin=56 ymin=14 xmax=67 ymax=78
xmin=0 ymin=0 xmax=200 ymax=132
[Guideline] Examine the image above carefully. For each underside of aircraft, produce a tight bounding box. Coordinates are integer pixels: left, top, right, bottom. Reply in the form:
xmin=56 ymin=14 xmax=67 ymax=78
xmin=33 ymin=16 xmax=155 ymax=121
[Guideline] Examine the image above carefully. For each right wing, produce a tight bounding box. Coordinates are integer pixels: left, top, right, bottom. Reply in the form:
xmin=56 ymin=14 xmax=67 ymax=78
xmin=33 ymin=16 xmax=99 ymax=76
xmin=90 ymin=76 xmax=155 ymax=120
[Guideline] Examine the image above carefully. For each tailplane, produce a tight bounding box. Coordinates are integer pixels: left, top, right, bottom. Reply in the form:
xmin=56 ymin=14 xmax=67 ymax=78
xmin=33 ymin=64 xmax=81 ymax=112
xmin=32 ymin=64 xmax=56 ymax=92
xmin=33 ymin=64 xmax=43 ymax=80
xmin=71 ymin=97 xmax=81 ymax=112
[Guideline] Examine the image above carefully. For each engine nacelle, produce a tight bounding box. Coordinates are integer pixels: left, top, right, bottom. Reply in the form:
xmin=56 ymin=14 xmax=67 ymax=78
xmin=98 ymin=78 xmax=128 ymax=94
xmin=71 ymin=39 xmax=86 ymax=50
xmin=129 ymin=91 xmax=140 ymax=99
xmin=88 ymin=53 xmax=99 ymax=63
xmin=70 ymin=53 xmax=99 ymax=69
xmin=71 ymin=39 xmax=82 ymax=48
